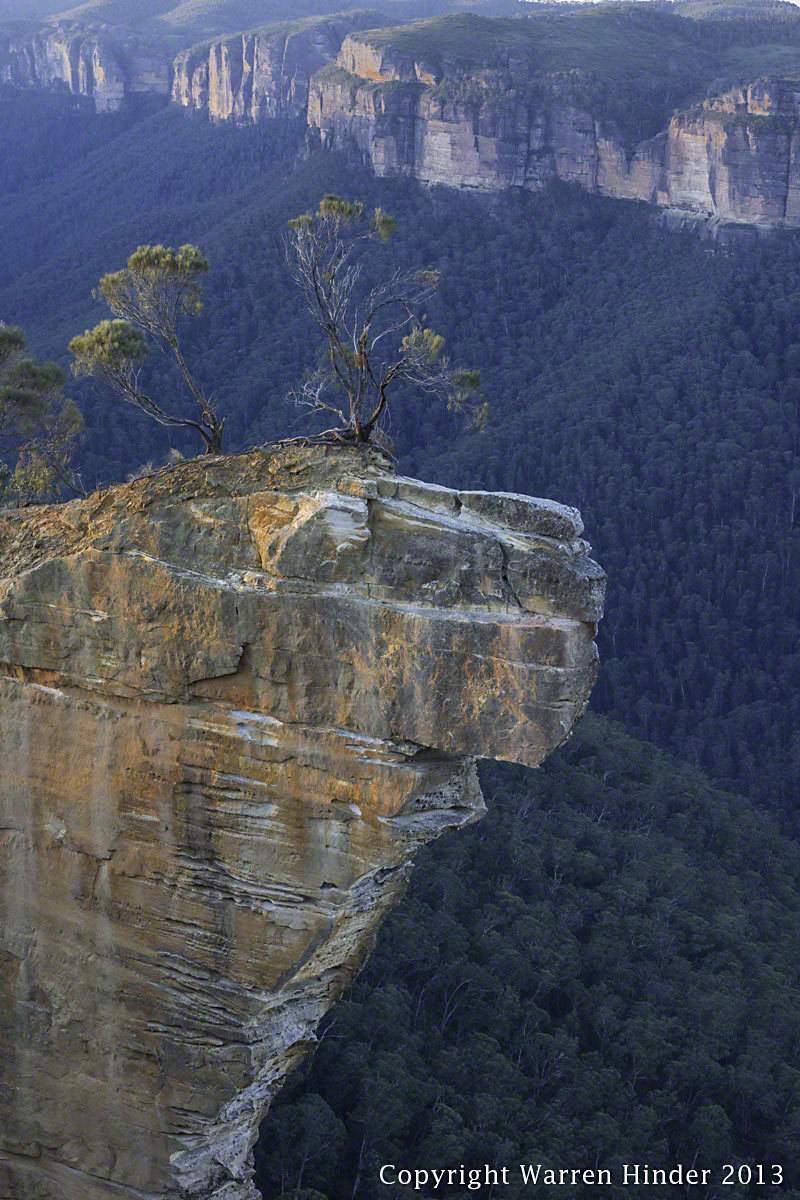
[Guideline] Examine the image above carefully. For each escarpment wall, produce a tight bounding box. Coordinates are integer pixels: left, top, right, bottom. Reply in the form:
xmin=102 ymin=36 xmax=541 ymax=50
xmin=170 ymin=13 xmax=386 ymax=122
xmin=309 ymin=36 xmax=800 ymax=228
xmin=0 ymin=29 xmax=129 ymax=110
xmin=0 ymin=445 xmax=603 ymax=1200
xmin=0 ymin=28 xmax=171 ymax=109
xmin=0 ymin=12 xmax=380 ymax=117
xmin=4 ymin=13 xmax=800 ymax=228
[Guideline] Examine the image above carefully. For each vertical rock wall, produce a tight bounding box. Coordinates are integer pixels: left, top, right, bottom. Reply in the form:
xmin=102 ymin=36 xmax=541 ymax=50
xmin=170 ymin=14 xmax=386 ymax=122
xmin=0 ymin=30 xmax=129 ymax=110
xmin=309 ymin=35 xmax=800 ymax=229
xmin=0 ymin=446 xmax=603 ymax=1200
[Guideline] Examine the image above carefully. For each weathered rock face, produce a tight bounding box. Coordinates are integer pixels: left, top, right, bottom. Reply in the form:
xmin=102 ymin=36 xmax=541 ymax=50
xmin=656 ymin=81 xmax=800 ymax=225
xmin=0 ymin=27 xmax=171 ymax=108
xmin=0 ymin=11 xmax=380 ymax=119
xmin=0 ymin=30 xmax=128 ymax=111
xmin=170 ymin=13 xmax=386 ymax=122
xmin=0 ymin=445 xmax=603 ymax=1200
xmin=309 ymin=33 xmax=800 ymax=228
xmin=4 ymin=13 xmax=800 ymax=229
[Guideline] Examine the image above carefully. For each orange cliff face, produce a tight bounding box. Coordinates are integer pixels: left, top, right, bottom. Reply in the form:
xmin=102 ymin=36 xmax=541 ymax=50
xmin=0 ymin=445 xmax=604 ymax=1200
xmin=308 ymin=35 xmax=800 ymax=230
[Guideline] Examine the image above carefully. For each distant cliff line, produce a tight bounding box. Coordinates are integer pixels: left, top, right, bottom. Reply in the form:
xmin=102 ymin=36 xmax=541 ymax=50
xmin=3 ymin=14 xmax=800 ymax=229
xmin=0 ymin=14 xmax=383 ymax=116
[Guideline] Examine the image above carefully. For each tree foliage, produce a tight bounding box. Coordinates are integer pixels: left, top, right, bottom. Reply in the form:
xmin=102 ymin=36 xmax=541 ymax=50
xmin=256 ymin=716 xmax=800 ymax=1200
xmin=284 ymin=194 xmax=482 ymax=447
xmin=0 ymin=323 xmax=82 ymax=503
xmin=69 ymin=243 xmax=225 ymax=454
xmin=3 ymin=49 xmax=800 ymax=1199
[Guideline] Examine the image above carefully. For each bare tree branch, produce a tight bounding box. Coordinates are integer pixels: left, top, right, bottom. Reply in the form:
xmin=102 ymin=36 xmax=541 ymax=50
xmin=284 ymin=195 xmax=483 ymax=447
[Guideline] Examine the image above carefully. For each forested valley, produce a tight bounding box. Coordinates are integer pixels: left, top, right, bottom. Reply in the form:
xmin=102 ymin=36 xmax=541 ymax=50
xmin=256 ymin=716 xmax=800 ymax=1200
xmin=1 ymin=56 xmax=799 ymax=1197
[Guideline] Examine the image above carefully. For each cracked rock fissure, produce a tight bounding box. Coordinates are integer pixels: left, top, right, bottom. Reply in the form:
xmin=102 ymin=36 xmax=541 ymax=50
xmin=0 ymin=444 xmax=603 ymax=1200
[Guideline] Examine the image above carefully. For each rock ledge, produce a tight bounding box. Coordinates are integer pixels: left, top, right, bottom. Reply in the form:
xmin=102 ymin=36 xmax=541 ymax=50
xmin=0 ymin=445 xmax=603 ymax=1200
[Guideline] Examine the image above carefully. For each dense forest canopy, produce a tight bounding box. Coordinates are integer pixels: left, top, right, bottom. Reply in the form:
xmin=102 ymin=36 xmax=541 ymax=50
xmin=4 ymin=0 xmax=798 ymax=27
xmin=669 ymin=0 xmax=800 ymax=20
xmin=0 ymin=0 xmax=522 ymax=35
xmin=256 ymin=716 xmax=800 ymax=1199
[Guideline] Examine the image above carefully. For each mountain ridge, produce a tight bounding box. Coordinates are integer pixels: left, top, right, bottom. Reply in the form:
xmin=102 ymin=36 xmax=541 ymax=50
xmin=6 ymin=3 xmax=800 ymax=227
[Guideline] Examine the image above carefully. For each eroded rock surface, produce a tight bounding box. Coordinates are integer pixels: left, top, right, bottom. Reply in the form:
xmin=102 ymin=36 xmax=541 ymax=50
xmin=309 ymin=29 xmax=800 ymax=229
xmin=170 ymin=13 xmax=386 ymax=122
xmin=0 ymin=445 xmax=603 ymax=1200
xmin=0 ymin=29 xmax=129 ymax=110
xmin=0 ymin=11 xmax=381 ymax=118
xmin=4 ymin=10 xmax=800 ymax=229
xmin=0 ymin=27 xmax=172 ymax=108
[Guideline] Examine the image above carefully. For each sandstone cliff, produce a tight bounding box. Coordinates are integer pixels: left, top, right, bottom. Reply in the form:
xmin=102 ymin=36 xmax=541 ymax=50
xmin=4 ymin=11 xmax=800 ymax=229
xmin=309 ymin=27 xmax=800 ymax=228
xmin=0 ymin=11 xmax=381 ymax=119
xmin=0 ymin=445 xmax=603 ymax=1200
xmin=0 ymin=29 xmax=128 ymax=111
xmin=0 ymin=26 xmax=172 ymax=109
xmin=170 ymin=12 xmax=386 ymax=122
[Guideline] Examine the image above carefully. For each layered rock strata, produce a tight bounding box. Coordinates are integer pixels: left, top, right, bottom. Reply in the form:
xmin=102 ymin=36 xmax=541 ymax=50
xmin=0 ymin=445 xmax=603 ymax=1200
xmin=0 ymin=12 xmax=380 ymax=119
xmin=170 ymin=13 xmax=386 ymax=122
xmin=0 ymin=29 xmax=130 ymax=111
xmin=309 ymin=34 xmax=800 ymax=228
xmin=4 ymin=13 xmax=800 ymax=228
xmin=0 ymin=27 xmax=172 ymax=108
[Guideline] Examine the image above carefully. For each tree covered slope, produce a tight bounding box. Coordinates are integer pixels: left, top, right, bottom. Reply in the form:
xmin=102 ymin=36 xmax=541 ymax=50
xmin=255 ymin=714 xmax=800 ymax=1199
xmin=0 ymin=0 xmax=519 ymax=36
xmin=1 ymin=25 xmax=799 ymax=1197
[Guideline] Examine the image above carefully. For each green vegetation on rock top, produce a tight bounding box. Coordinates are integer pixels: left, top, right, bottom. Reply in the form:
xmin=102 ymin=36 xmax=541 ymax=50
xmin=670 ymin=0 xmax=800 ymax=19
xmin=5 ymin=0 xmax=519 ymax=38
xmin=2 ymin=92 xmax=797 ymax=813
xmin=717 ymin=41 xmax=800 ymax=76
xmin=3 ymin=34 xmax=800 ymax=1192
xmin=173 ymin=11 xmax=389 ymax=59
xmin=336 ymin=4 xmax=800 ymax=148
xmin=356 ymin=4 xmax=800 ymax=72
xmin=351 ymin=7 xmax=715 ymax=72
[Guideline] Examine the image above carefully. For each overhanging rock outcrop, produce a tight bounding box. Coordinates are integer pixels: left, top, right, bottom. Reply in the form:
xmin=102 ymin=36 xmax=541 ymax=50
xmin=0 ymin=445 xmax=604 ymax=1200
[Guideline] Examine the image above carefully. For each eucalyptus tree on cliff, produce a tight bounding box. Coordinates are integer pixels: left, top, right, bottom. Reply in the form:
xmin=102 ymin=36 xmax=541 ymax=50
xmin=69 ymin=244 xmax=225 ymax=454
xmin=285 ymin=194 xmax=483 ymax=448
xmin=0 ymin=323 xmax=82 ymax=502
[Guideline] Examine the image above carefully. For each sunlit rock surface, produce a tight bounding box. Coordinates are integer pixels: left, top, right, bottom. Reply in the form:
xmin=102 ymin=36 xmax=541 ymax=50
xmin=3 ymin=12 xmax=800 ymax=228
xmin=0 ymin=445 xmax=603 ymax=1200
xmin=0 ymin=29 xmax=128 ymax=110
xmin=310 ymin=31 xmax=800 ymax=229
xmin=170 ymin=13 xmax=385 ymax=122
